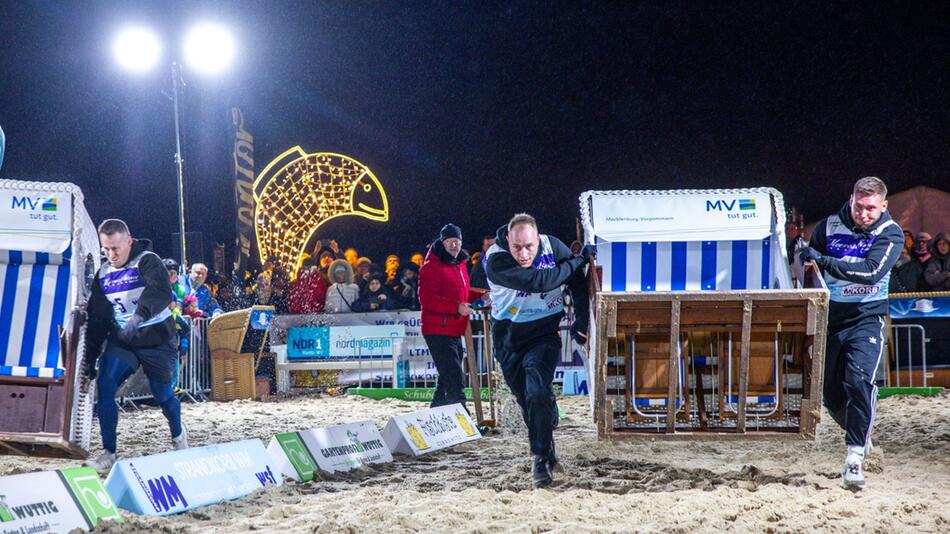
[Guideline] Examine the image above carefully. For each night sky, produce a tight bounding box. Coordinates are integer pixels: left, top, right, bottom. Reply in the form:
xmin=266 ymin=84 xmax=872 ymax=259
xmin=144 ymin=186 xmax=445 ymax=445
xmin=1 ymin=1 xmax=948 ymax=269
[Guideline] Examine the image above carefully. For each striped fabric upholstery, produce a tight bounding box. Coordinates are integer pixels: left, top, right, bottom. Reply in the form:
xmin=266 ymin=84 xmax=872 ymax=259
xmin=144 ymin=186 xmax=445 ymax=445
xmin=727 ymin=396 xmax=776 ymax=404
xmin=0 ymin=248 xmax=71 ymax=378
xmin=596 ymin=237 xmax=775 ymax=292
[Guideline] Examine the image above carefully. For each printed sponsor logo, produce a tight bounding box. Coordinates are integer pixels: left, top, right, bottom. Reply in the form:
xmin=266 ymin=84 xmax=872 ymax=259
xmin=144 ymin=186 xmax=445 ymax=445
xmin=841 ymin=285 xmax=880 ymax=297
xmin=0 ymin=496 xmax=60 ymax=521
xmin=145 ymin=475 xmax=187 ymax=513
xmin=276 ymin=433 xmax=317 ymax=480
xmin=253 ymin=466 xmax=278 ymax=487
xmin=59 ymin=467 xmax=124 ymax=525
xmin=11 ymin=195 xmax=61 ymax=221
xmin=826 ymin=234 xmax=875 ymax=257
xmin=705 ymin=198 xmax=759 ymax=220
xmin=319 ymin=432 xmax=386 ymax=458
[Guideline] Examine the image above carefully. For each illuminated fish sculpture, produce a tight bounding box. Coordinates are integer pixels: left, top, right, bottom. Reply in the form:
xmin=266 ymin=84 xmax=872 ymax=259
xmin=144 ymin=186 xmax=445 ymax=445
xmin=253 ymin=146 xmax=389 ymax=274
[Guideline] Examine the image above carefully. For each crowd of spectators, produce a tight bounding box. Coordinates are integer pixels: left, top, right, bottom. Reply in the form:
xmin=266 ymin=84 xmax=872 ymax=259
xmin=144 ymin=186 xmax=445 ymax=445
xmin=157 ymin=233 xmax=501 ymax=324
xmin=890 ymin=231 xmax=950 ymax=293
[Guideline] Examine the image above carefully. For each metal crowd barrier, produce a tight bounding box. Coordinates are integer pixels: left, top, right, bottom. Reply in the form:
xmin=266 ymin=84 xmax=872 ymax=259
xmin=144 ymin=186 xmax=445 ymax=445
xmin=890 ymin=323 xmax=929 ymax=387
xmin=114 ymin=316 xmax=213 ymax=406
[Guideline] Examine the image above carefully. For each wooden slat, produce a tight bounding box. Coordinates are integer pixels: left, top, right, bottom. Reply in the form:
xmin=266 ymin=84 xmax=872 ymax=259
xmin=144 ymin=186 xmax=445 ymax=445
xmin=666 ymin=299 xmax=680 ymax=433
xmin=736 ymin=299 xmax=753 ymax=432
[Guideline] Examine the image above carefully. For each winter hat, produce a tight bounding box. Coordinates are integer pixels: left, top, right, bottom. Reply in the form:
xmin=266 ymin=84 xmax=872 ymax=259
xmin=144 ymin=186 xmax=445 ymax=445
xmin=162 ymin=258 xmax=179 ymax=272
xmin=440 ymin=223 xmax=462 ymax=242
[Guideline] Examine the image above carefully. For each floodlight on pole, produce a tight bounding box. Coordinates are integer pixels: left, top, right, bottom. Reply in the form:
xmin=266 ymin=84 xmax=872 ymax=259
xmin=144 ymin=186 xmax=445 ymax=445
xmin=113 ymin=27 xmax=162 ymax=72
xmin=183 ymin=24 xmax=235 ymax=75
xmin=113 ymin=23 xmax=235 ymax=271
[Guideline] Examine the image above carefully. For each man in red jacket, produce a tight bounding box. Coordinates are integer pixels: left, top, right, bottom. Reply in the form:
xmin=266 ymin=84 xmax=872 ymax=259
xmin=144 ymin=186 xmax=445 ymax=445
xmin=419 ymin=224 xmax=485 ymax=409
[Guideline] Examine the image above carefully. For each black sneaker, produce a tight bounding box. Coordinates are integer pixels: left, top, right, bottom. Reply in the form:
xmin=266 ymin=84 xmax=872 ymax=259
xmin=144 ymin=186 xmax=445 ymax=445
xmin=532 ymin=455 xmax=553 ymax=488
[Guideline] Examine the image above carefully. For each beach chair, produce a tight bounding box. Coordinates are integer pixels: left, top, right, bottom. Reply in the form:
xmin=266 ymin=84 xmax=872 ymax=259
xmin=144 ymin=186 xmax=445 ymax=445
xmin=582 ymin=188 xmax=829 ymax=438
xmin=0 ymin=180 xmax=100 ymax=458
xmin=207 ymin=306 xmax=274 ymax=401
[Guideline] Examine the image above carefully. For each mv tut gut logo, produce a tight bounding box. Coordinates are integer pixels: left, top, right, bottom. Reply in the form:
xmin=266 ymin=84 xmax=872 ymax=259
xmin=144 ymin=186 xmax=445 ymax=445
xmin=705 ymin=198 xmax=758 ymax=220
xmin=11 ymin=195 xmax=59 ymax=222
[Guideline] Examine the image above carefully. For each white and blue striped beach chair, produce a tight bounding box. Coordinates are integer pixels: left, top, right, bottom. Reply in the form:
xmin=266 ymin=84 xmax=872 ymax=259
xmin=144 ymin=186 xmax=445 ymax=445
xmin=0 ymin=180 xmax=99 ymax=458
xmin=581 ymin=189 xmax=795 ymax=427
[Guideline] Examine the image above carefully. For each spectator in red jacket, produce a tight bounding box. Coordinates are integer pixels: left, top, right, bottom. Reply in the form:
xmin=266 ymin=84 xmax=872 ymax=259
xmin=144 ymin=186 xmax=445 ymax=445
xmin=288 ymin=257 xmax=328 ymax=314
xmin=419 ymin=224 xmax=486 ymax=409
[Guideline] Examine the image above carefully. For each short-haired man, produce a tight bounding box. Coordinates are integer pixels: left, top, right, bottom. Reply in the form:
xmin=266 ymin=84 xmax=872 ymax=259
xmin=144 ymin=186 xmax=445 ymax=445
xmin=83 ymin=219 xmax=187 ymax=470
xmin=800 ymin=177 xmax=903 ymax=488
xmin=485 ymin=213 xmax=594 ymax=488
xmin=184 ymin=262 xmax=222 ymax=317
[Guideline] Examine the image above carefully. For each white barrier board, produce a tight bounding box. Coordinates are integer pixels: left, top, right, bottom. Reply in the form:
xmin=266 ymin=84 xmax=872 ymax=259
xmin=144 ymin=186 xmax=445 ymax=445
xmin=382 ymin=403 xmax=480 ymax=456
xmin=105 ymin=439 xmax=281 ymax=516
xmin=268 ymin=420 xmax=392 ymax=480
xmin=0 ymin=466 xmax=122 ymax=532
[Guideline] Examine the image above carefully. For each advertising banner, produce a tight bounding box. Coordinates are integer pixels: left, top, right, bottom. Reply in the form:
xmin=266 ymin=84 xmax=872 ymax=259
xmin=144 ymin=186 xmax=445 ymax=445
xmin=0 ymin=467 xmax=122 ymax=532
xmin=889 ymin=295 xmax=950 ymax=319
xmin=286 ymin=324 xmax=405 ymax=360
xmin=105 ymin=439 xmax=281 ymax=516
xmin=382 ymin=404 xmax=480 ymax=456
xmin=0 ymin=190 xmax=72 ymax=253
xmin=590 ymin=191 xmax=772 ymax=242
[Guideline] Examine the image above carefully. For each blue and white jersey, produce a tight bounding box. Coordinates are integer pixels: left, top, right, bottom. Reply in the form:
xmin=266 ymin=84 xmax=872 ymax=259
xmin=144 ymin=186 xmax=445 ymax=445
xmin=486 ymin=234 xmax=565 ymax=323
xmin=98 ymin=250 xmax=172 ymax=329
xmin=822 ymin=215 xmax=897 ymax=305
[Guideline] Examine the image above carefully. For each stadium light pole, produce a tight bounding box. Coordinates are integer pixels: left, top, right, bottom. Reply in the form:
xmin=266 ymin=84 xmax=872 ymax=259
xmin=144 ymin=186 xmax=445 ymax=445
xmin=113 ymin=24 xmax=235 ymax=270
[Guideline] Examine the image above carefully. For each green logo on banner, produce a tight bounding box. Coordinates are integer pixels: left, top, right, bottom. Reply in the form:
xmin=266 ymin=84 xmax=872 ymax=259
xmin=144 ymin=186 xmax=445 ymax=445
xmin=0 ymin=494 xmax=13 ymax=522
xmin=59 ymin=467 xmax=123 ymax=526
xmin=276 ymin=432 xmax=318 ymax=481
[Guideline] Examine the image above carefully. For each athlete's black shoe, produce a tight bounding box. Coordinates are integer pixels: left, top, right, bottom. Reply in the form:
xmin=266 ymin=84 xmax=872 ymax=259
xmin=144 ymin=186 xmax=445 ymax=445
xmin=532 ymin=455 xmax=553 ymax=488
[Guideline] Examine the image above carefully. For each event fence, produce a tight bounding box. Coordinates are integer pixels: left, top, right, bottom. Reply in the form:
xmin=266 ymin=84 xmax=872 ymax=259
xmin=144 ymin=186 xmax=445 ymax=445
xmin=111 ymin=292 xmax=947 ymax=405
xmin=114 ymin=308 xmax=583 ymax=404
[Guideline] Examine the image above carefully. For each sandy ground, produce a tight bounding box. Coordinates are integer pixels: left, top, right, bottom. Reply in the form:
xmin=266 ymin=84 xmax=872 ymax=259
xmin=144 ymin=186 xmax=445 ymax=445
xmin=3 ymin=391 xmax=949 ymax=533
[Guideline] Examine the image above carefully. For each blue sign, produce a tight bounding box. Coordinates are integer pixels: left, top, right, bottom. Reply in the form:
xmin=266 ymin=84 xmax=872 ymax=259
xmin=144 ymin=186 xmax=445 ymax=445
xmin=287 ymin=326 xmax=331 ymax=359
xmin=287 ymin=325 xmax=405 ymax=360
xmin=104 ymin=439 xmax=281 ymax=516
xmin=890 ymin=295 xmax=950 ymax=319
xmin=250 ymin=309 xmax=275 ymax=330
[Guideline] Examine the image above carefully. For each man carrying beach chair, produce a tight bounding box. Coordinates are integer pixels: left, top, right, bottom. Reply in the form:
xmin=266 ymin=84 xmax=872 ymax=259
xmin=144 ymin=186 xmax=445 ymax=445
xmin=485 ymin=213 xmax=593 ymax=488
xmin=800 ymin=177 xmax=903 ymax=488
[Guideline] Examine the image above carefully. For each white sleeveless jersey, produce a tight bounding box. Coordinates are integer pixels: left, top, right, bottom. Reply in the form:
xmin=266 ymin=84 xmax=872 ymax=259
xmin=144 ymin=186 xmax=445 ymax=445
xmin=486 ymin=234 xmax=565 ymax=323
xmin=98 ymin=250 xmax=172 ymax=329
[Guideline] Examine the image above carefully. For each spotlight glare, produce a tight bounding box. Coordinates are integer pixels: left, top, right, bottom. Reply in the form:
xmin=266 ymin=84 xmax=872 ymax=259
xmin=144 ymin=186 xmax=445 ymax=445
xmin=113 ymin=27 xmax=162 ymax=72
xmin=183 ymin=23 xmax=235 ymax=75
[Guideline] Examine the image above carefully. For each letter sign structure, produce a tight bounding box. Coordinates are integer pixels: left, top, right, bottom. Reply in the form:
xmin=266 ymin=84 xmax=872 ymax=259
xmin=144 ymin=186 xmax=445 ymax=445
xmin=105 ymin=439 xmax=282 ymax=516
xmin=268 ymin=420 xmax=393 ymax=480
xmin=382 ymin=403 xmax=480 ymax=456
xmin=0 ymin=467 xmax=122 ymax=531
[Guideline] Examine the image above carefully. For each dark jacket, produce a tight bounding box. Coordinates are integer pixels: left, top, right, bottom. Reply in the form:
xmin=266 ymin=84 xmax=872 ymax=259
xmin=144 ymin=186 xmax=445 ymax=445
xmin=485 ymin=225 xmax=589 ymax=351
xmin=890 ymin=252 xmax=929 ymax=293
xmin=84 ymin=239 xmax=177 ymax=359
xmin=419 ymin=240 xmax=480 ymax=336
xmin=469 ymin=256 xmax=489 ymax=290
xmin=810 ymin=203 xmax=904 ymax=328
xmin=923 ymin=233 xmax=950 ymax=291
xmin=353 ymin=282 xmax=396 ymax=312
xmin=390 ymin=264 xmax=421 ymax=311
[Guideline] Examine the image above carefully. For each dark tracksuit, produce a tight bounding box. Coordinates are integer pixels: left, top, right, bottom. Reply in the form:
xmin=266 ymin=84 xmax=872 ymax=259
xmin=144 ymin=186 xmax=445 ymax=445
xmin=485 ymin=226 xmax=589 ymax=459
xmin=810 ymin=204 xmax=903 ymax=448
xmin=84 ymin=239 xmax=180 ymax=453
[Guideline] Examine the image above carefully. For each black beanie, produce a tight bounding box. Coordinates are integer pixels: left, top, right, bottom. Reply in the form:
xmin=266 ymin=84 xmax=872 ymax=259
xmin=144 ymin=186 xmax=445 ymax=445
xmin=439 ymin=223 xmax=462 ymax=242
